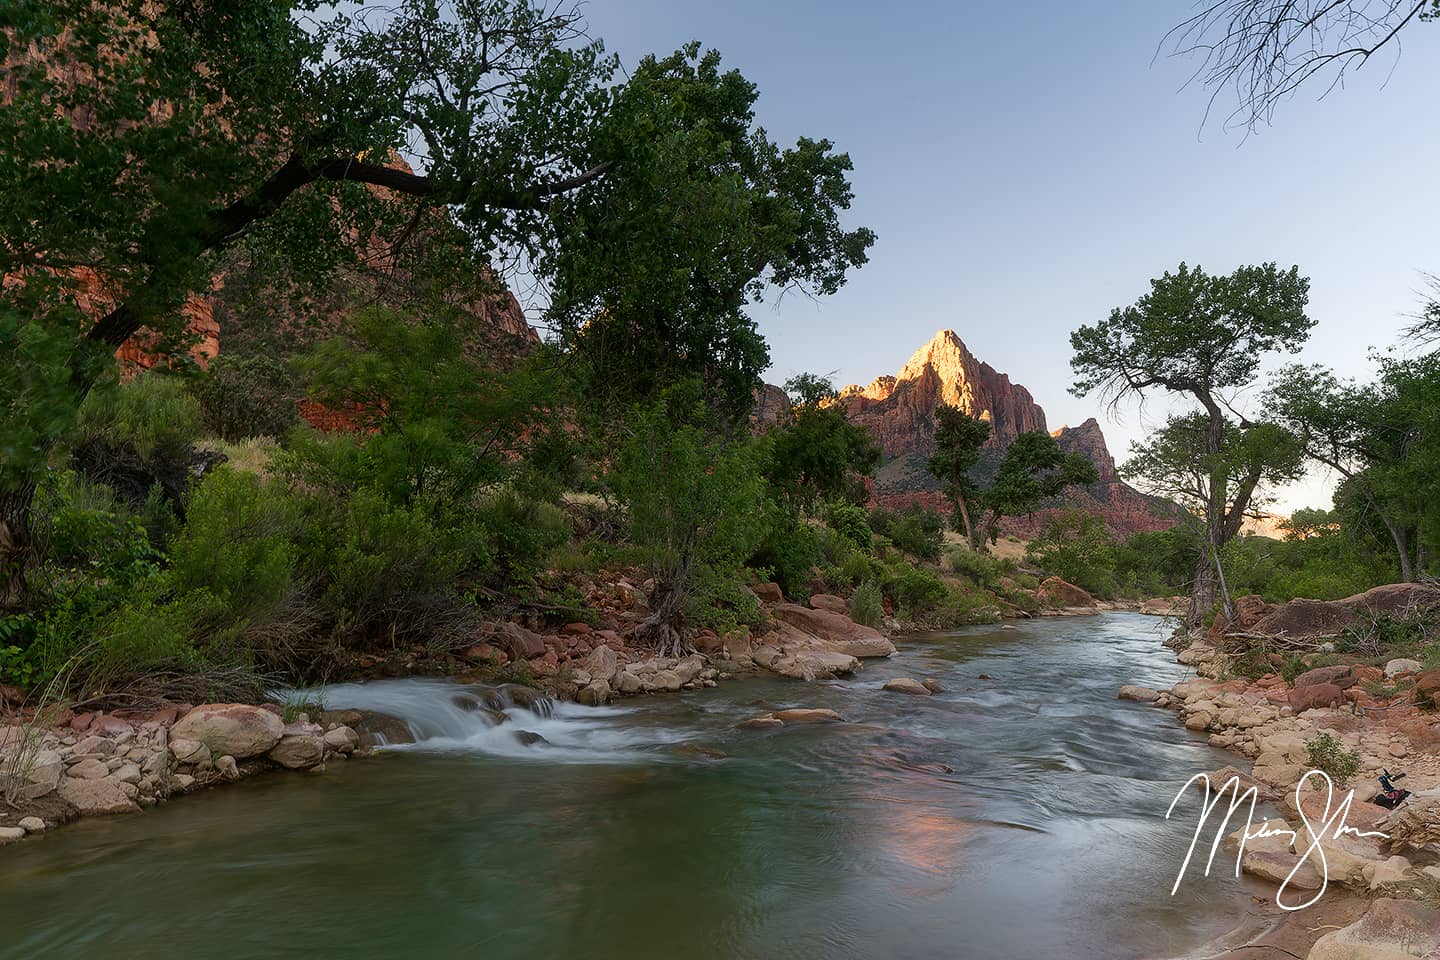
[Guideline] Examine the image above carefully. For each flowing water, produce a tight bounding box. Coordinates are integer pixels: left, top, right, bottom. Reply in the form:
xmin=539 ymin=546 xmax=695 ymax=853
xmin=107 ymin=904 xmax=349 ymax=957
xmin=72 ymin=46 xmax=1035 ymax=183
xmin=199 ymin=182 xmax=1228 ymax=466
xmin=0 ymin=614 xmax=1276 ymax=959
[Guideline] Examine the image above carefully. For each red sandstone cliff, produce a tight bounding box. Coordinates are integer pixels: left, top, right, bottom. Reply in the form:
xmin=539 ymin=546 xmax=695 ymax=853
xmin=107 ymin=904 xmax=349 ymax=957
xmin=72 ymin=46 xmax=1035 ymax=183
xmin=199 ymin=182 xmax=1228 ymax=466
xmin=823 ymin=331 xmax=1179 ymax=537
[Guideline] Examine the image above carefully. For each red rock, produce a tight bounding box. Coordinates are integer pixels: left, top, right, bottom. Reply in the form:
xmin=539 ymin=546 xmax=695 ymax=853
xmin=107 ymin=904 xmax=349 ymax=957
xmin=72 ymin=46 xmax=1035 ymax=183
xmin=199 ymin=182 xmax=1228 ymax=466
xmin=88 ymin=714 xmax=132 ymax=737
xmin=751 ymin=582 xmax=783 ymax=603
xmin=1036 ymin=577 xmax=1096 ymax=608
xmin=69 ymin=712 xmax=95 ymax=732
xmin=1293 ymin=665 xmax=1355 ymax=690
xmin=461 ymin=643 xmax=507 ymax=664
xmin=1288 ymin=683 xmax=1345 ymax=711
xmin=494 ymin=622 xmax=546 ymax=660
xmin=1351 ymin=665 xmax=1383 ymax=685
xmin=561 ymin=622 xmax=592 ymax=636
xmin=1414 ymin=669 xmax=1440 ymax=702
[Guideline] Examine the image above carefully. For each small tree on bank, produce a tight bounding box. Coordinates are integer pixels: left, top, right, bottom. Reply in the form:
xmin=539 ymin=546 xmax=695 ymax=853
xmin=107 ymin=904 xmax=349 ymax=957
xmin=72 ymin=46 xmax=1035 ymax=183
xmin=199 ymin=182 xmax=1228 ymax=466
xmin=1070 ymin=262 xmax=1313 ymax=625
xmin=927 ymin=405 xmax=991 ymax=548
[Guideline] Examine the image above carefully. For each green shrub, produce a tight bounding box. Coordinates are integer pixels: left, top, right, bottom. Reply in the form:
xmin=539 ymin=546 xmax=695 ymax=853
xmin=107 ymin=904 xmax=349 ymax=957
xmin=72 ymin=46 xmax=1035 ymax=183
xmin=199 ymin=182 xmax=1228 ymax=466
xmin=750 ymin=513 xmax=821 ymax=599
xmin=883 ymin=563 xmax=948 ymax=615
xmin=72 ymin=372 xmax=205 ymax=507
xmin=192 ymin=354 xmax=299 ymax=442
xmin=824 ymin=502 xmax=873 ymax=551
xmin=946 ymin=547 xmax=1014 ymax=590
xmin=850 ymin=579 xmax=883 ymax=627
xmin=1305 ymin=732 xmax=1362 ymax=787
xmin=473 ymin=487 xmax=572 ymax=583
xmin=169 ymin=468 xmax=297 ymax=616
xmin=870 ymin=503 xmax=943 ymax=561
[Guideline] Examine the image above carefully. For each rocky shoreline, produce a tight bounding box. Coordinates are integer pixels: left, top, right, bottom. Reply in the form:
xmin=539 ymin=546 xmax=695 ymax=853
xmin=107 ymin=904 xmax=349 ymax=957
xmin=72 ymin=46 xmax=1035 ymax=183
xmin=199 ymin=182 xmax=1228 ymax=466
xmin=1126 ymin=598 xmax=1440 ymax=960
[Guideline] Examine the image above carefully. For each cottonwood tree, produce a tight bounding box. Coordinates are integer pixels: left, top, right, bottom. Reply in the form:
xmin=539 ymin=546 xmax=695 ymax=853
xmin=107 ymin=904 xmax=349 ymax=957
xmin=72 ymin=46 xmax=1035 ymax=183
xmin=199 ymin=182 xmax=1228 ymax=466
xmin=976 ymin=431 xmax=1098 ymax=548
xmin=927 ymin=404 xmax=991 ymax=549
xmin=0 ymin=1 xmax=873 ymax=604
xmin=1166 ymin=1 xmax=1440 ymax=130
xmin=1070 ymin=262 xmax=1312 ymax=623
xmin=1267 ymin=355 xmax=1440 ymax=580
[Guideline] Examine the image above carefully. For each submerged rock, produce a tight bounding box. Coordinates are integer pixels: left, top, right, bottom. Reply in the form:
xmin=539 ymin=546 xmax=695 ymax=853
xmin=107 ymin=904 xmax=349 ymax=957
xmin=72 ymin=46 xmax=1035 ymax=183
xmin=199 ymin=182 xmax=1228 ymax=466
xmin=882 ymin=678 xmax=931 ymax=696
xmin=1117 ymin=685 xmax=1161 ymax=703
xmin=771 ymin=708 xmax=843 ymax=724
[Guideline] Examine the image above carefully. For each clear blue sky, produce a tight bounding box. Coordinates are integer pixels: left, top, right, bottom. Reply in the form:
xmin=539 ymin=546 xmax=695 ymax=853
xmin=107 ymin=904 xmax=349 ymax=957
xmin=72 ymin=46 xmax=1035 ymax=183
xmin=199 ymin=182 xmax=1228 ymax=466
xmin=584 ymin=0 xmax=1440 ymax=512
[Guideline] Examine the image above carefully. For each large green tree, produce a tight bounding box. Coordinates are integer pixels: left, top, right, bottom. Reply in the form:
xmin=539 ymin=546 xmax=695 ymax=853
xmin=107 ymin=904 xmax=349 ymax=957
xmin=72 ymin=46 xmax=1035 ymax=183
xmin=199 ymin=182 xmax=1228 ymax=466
xmin=1070 ymin=262 xmax=1312 ymax=622
xmin=0 ymin=1 xmax=872 ymax=605
xmin=1267 ymin=354 xmax=1440 ymax=581
xmin=926 ymin=404 xmax=991 ymax=548
xmin=976 ymin=431 xmax=1098 ymax=548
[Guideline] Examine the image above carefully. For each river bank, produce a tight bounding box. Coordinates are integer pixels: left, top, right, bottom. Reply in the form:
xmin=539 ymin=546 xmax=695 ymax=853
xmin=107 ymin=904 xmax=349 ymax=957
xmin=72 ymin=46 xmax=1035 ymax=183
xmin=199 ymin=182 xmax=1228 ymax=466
xmin=1127 ymin=592 xmax=1440 ymax=960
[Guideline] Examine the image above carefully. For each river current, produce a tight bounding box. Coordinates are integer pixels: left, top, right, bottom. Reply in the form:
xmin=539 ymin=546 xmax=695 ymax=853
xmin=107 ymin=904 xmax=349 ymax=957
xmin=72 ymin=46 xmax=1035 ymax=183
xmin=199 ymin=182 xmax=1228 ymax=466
xmin=0 ymin=613 xmax=1274 ymax=959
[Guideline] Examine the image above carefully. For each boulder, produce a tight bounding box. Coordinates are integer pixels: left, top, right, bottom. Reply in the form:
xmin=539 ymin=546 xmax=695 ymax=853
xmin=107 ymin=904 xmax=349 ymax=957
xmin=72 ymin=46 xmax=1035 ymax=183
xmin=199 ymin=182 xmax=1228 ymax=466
xmin=67 ymin=758 xmax=109 ymax=780
xmin=57 ymin=777 xmax=139 ymax=816
xmin=1415 ymin=669 xmax=1440 ymax=701
xmin=1117 ymin=685 xmax=1161 ymax=703
xmin=1036 ymin=576 xmax=1096 ymax=608
xmin=776 ymin=649 xmax=862 ymax=680
xmin=772 ymin=708 xmax=843 ymax=724
xmin=1288 ymin=684 xmax=1345 ymax=711
xmin=171 ymin=704 xmax=284 ymax=759
xmin=73 ymin=735 xmax=116 ymax=756
xmin=882 ymin=678 xmax=931 ymax=696
xmin=737 ymin=717 xmax=785 ymax=730
xmin=267 ymin=734 xmax=324 ymax=769
xmin=492 ymin=622 xmax=547 ymax=660
xmin=583 ymin=645 xmax=619 ymax=685
xmin=1240 ymin=850 xmax=1322 ymax=890
xmin=647 ymin=670 xmax=683 ymax=693
xmin=921 ymin=679 xmax=944 ymax=694
xmin=772 ymin=604 xmax=895 ymax=657
xmin=808 ymin=594 xmax=849 ymax=615
xmin=750 ymin=582 xmax=783 ymax=603
xmin=673 ymin=655 xmax=705 ymax=685
xmin=322 ymin=726 xmax=359 ymax=754
xmin=1383 ymin=658 xmax=1422 ymax=679
xmin=1306 ymin=898 xmax=1440 ymax=960
xmin=168 ymin=738 xmax=209 ymax=766
xmin=1293 ymin=665 xmax=1355 ymax=690
xmin=0 ymin=826 xmax=24 ymax=844
xmin=576 ymin=680 xmax=612 ymax=706
xmin=215 ymin=755 xmax=240 ymax=780
xmin=18 ymin=817 xmax=45 ymax=834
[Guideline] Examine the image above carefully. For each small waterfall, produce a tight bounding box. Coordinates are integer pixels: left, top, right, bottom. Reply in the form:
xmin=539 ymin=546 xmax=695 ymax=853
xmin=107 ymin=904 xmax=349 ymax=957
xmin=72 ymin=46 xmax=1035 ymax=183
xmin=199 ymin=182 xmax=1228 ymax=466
xmin=282 ymin=678 xmax=693 ymax=764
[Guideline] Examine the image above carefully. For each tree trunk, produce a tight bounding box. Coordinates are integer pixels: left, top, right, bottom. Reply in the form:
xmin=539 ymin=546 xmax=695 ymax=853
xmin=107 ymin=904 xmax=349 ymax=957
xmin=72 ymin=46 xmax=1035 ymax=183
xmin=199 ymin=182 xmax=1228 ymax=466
xmin=954 ymin=495 xmax=977 ymax=552
xmin=1387 ymin=522 xmax=1415 ymax=583
xmin=635 ymin=577 xmax=692 ymax=659
xmin=0 ymin=482 xmax=38 ymax=611
xmin=1193 ymin=396 xmax=1234 ymax=629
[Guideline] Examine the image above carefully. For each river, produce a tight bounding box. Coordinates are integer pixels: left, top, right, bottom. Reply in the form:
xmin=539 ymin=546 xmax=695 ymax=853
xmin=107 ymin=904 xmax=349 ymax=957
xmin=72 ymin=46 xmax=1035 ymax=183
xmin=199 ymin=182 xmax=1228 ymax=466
xmin=0 ymin=613 xmax=1275 ymax=959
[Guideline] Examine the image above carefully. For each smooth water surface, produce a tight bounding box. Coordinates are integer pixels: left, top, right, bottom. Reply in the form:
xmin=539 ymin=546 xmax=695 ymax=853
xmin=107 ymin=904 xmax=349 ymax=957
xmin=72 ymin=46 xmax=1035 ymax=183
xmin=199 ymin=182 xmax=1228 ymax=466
xmin=0 ymin=614 xmax=1273 ymax=959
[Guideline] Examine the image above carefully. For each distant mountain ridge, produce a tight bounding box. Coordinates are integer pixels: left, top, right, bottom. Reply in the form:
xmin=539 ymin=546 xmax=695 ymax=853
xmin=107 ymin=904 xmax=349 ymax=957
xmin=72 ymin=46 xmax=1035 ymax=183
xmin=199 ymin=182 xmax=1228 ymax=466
xmin=831 ymin=330 xmax=1178 ymax=537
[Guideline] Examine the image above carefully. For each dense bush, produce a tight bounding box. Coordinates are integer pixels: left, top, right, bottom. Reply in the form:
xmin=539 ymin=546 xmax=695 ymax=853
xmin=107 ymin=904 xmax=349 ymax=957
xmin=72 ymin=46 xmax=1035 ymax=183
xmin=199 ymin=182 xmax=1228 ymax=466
xmin=870 ymin=503 xmax=944 ymax=561
xmin=946 ymin=547 xmax=1016 ymax=591
xmin=823 ymin=501 xmax=873 ymax=551
xmin=882 ymin=563 xmax=948 ymax=614
xmin=191 ymin=354 xmax=300 ymax=441
xmin=72 ymin=373 xmax=205 ymax=507
xmin=751 ymin=511 xmax=821 ymax=599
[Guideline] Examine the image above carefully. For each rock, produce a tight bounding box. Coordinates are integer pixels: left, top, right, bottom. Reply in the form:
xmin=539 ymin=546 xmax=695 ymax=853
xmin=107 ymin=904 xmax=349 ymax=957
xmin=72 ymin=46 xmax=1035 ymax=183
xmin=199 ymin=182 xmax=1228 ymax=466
xmin=737 ymin=717 xmax=785 ymax=730
xmin=1415 ymin=669 xmax=1440 ymax=701
xmin=1383 ymin=658 xmax=1422 ymax=678
xmin=808 ymin=594 xmax=849 ymax=614
xmin=461 ymin=642 xmax=506 ymax=664
xmin=584 ymin=645 xmax=619 ymax=685
xmin=1363 ymin=855 xmax=1414 ymax=890
xmin=750 ymin=582 xmax=783 ymax=603
xmin=1240 ymin=850 xmax=1322 ymax=890
xmin=772 ymin=604 xmax=895 ymax=657
xmin=772 ymin=708 xmax=843 ymax=724
xmin=615 ymin=672 xmax=643 ymax=695
xmin=1248 ymin=583 xmax=1440 ymax=641
xmin=1288 ymin=683 xmax=1345 ymax=711
xmin=1293 ymin=665 xmax=1355 ymax=690
xmin=73 ymin=735 xmax=116 ymax=756
xmin=57 ymin=777 xmax=140 ymax=815
xmin=775 ymin=650 xmax=861 ymax=680
xmin=282 ymin=720 xmax=324 ymax=738
xmin=576 ymin=680 xmax=612 ymax=706
xmin=513 ymin=731 xmax=548 ymax=746
xmin=1223 ymin=818 xmax=1295 ymax=856
xmin=1184 ymin=712 xmax=1212 ymax=731
xmin=322 ymin=726 xmax=359 ymax=754
xmin=1117 ymin=684 xmax=1161 ymax=703
xmin=169 ymin=738 xmax=210 ymax=766
xmin=66 ymin=757 xmax=109 ymax=780
xmin=110 ymin=762 xmax=141 ymax=785
xmin=18 ymin=817 xmax=45 ymax=834
xmin=882 ymin=678 xmax=931 ymax=696
xmin=1036 ymin=576 xmax=1096 ymax=608
xmin=492 ymin=621 xmax=547 ymax=660
xmin=561 ymin=622 xmax=591 ymax=636
xmin=1306 ymin=898 xmax=1440 ymax=960
xmin=320 ymin=709 xmax=365 ymax=728
xmin=171 ymin=773 xmax=196 ymax=791
xmin=215 ymin=755 xmax=240 ymax=780
xmin=267 ymin=734 xmax=325 ymax=769
xmin=0 ymin=826 xmax=24 ymax=844
xmin=171 ymin=704 xmax=284 ymax=759
xmin=673 ymin=655 xmax=705 ymax=684
xmin=647 ymin=670 xmax=683 ymax=692
xmin=921 ymin=679 xmax=944 ymax=694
